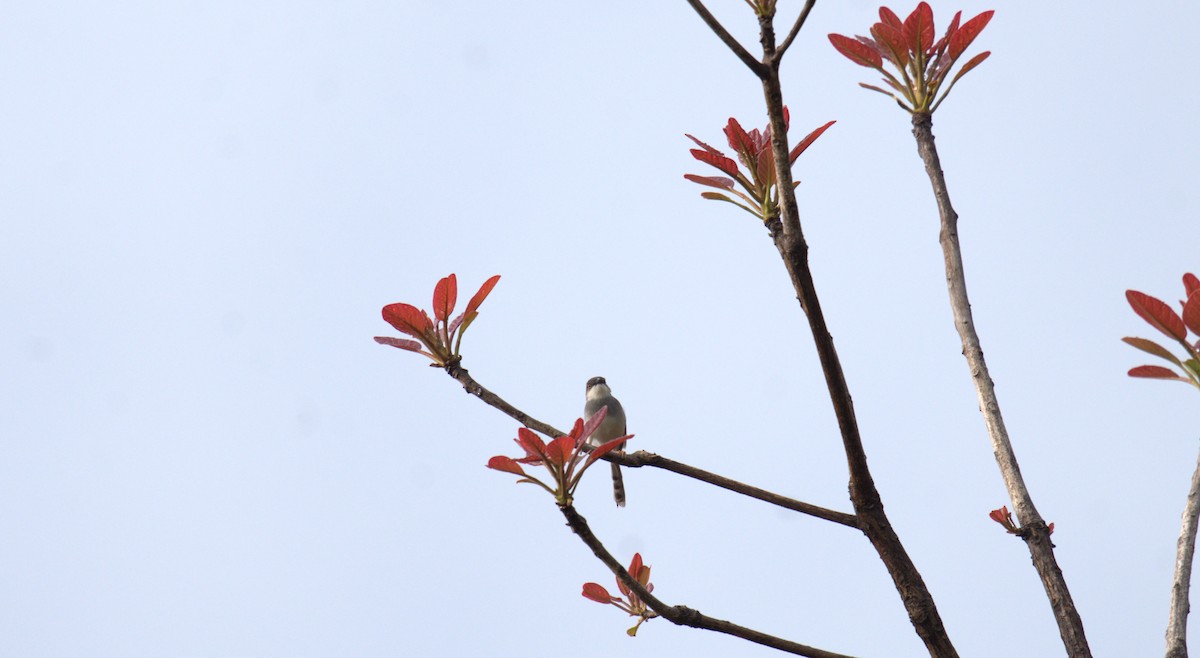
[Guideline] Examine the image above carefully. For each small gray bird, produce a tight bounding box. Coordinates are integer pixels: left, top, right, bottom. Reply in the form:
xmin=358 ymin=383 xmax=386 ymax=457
xmin=584 ymin=376 xmax=627 ymax=507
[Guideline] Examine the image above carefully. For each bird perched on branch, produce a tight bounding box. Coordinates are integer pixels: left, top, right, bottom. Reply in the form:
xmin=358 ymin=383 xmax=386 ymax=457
xmin=584 ymin=376 xmax=627 ymax=507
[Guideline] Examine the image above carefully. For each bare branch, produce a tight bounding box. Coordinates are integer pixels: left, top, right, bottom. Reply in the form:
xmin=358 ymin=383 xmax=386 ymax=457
xmin=561 ymin=504 xmax=858 ymax=658
xmin=755 ymin=14 xmax=960 ymax=658
xmin=445 ymin=362 xmax=854 ymax=525
xmin=775 ymin=0 xmax=816 ymax=61
xmin=1166 ymin=444 xmax=1200 ymax=658
xmin=910 ymin=112 xmax=1091 ymax=657
xmin=684 ymin=0 xmax=768 ymax=78
xmin=617 ymin=450 xmax=858 ymax=528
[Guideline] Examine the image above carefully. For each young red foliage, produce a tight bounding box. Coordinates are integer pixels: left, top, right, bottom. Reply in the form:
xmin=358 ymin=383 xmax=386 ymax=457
xmin=1127 ymin=290 xmax=1188 ymax=342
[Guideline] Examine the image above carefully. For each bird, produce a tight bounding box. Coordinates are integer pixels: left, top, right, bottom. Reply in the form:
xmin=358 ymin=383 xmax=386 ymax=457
xmin=584 ymin=376 xmax=627 ymax=507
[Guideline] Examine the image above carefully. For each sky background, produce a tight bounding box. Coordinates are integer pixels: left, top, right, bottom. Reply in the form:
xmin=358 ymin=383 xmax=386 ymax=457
xmin=2 ymin=1 xmax=1199 ymax=656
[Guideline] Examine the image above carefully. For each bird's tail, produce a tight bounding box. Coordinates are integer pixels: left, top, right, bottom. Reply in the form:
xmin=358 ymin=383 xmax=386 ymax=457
xmin=611 ymin=461 xmax=626 ymax=508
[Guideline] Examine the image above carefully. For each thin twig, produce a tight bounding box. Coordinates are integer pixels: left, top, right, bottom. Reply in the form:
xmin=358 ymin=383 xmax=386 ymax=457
xmin=755 ymin=13 xmax=961 ymax=658
xmin=910 ymin=111 xmax=1091 ymax=658
xmin=684 ymin=0 xmax=768 ymax=78
xmin=620 ymin=450 xmax=858 ymax=528
xmin=1166 ymin=443 xmax=1200 ymax=658
xmin=445 ymin=361 xmax=855 ymax=525
xmin=774 ymin=0 xmax=816 ymax=61
xmin=561 ymin=504 xmax=858 ymax=658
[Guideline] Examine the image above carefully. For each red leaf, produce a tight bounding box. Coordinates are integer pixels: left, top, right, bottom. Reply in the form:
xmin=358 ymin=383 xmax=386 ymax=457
xmin=487 ymin=456 xmax=527 ymax=476
xmin=1122 ymin=336 xmax=1182 ymax=366
xmin=515 ymin=427 xmax=549 ymax=462
xmin=1183 ymin=290 xmax=1200 ymax=337
xmin=878 ymin=6 xmax=902 ymax=29
xmin=1129 ymin=365 xmax=1187 ymax=380
xmin=950 ymin=50 xmax=990 ymax=81
xmin=1185 ymin=273 xmax=1200 ymax=297
xmin=789 ymin=120 xmax=836 ymax=163
xmin=432 ymin=274 xmax=457 ymax=323
xmin=902 ymin=2 xmax=934 ymax=57
xmin=584 ymin=434 xmax=633 ymax=470
xmin=684 ymin=133 xmax=724 ymax=157
xmin=581 ymin=583 xmax=614 ymax=604
xmin=382 ymin=303 xmax=435 ymax=340
xmin=683 ymin=174 xmax=735 ymax=190
xmin=724 ymin=118 xmax=753 ymax=156
xmin=463 ymin=275 xmax=501 ymax=319
xmin=930 ymin=11 xmax=962 ymax=58
xmin=828 ymin=33 xmax=883 ymax=68
xmin=948 ymin=10 xmax=994 ymax=62
xmin=373 ymin=336 xmax=426 ymax=352
xmin=869 ymin=23 xmax=908 ymax=67
xmin=689 ymin=149 xmax=741 ymax=178
xmin=1127 ymin=290 xmax=1188 ymax=341
xmin=545 ymin=436 xmax=575 ymax=467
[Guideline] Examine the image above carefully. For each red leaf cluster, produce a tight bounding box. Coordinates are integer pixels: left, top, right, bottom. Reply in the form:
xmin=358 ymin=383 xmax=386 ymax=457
xmin=486 ymin=407 xmax=633 ymax=506
xmin=684 ymin=107 xmax=834 ymax=221
xmin=828 ymin=3 xmax=994 ymax=113
xmin=374 ymin=274 xmax=501 ymax=366
xmin=581 ymin=552 xmax=657 ymax=636
xmin=1123 ymin=273 xmax=1200 ymax=389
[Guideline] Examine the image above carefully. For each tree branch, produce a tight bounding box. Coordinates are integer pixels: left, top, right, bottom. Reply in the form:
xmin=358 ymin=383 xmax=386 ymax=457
xmin=561 ymin=503 xmax=858 ymax=658
xmin=684 ymin=0 xmax=768 ymax=78
xmin=445 ymin=361 xmax=855 ymax=526
xmin=910 ymin=111 xmax=1091 ymax=658
xmin=774 ymin=0 xmax=816 ymax=61
xmin=755 ymin=14 xmax=961 ymax=658
xmin=1166 ymin=443 xmax=1200 ymax=658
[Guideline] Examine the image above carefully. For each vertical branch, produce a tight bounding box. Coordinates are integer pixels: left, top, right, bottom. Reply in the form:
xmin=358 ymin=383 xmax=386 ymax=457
xmin=753 ymin=10 xmax=960 ymax=658
xmin=1166 ymin=444 xmax=1200 ymax=658
xmin=910 ymin=112 xmax=1091 ymax=658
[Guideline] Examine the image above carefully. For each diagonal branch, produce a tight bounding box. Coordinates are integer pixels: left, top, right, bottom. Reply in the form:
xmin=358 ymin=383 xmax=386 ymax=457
xmin=684 ymin=0 xmax=769 ymax=78
xmin=445 ymin=361 xmax=856 ymax=527
xmin=561 ymin=503 xmax=858 ymax=658
xmin=1165 ymin=443 xmax=1200 ymax=658
xmin=774 ymin=0 xmax=816 ymax=61
xmin=754 ymin=13 xmax=960 ymax=658
xmin=910 ymin=111 xmax=1090 ymax=658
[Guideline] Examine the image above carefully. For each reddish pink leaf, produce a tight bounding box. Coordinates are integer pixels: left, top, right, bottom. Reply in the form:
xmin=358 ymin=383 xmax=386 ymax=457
xmin=870 ymin=23 xmax=908 ymax=67
xmin=902 ymin=2 xmax=935 ymax=57
xmin=689 ymin=149 xmax=741 ymax=178
xmin=1129 ymin=365 xmax=1187 ymax=380
xmin=545 ymin=436 xmax=575 ymax=467
xmin=684 ymin=133 xmax=724 ymax=157
xmin=1183 ymin=290 xmax=1200 ymax=337
xmin=1184 ymin=273 xmax=1200 ymax=297
xmin=515 ymin=427 xmax=549 ymax=462
xmin=789 ymin=121 xmax=836 ymax=163
xmin=683 ymin=174 xmax=735 ymax=190
xmin=373 ymin=336 xmax=426 ymax=352
xmin=432 ymin=274 xmax=457 ymax=323
xmin=950 ymin=50 xmax=990 ymax=82
xmin=948 ymin=10 xmax=994 ymax=62
xmin=435 ymin=278 xmax=457 ymax=323
xmin=878 ymin=6 xmax=902 ymax=29
xmin=487 ymin=455 xmax=527 ymax=476
xmin=1127 ymin=290 xmax=1188 ymax=341
xmin=930 ymin=11 xmax=962 ymax=58
xmin=382 ymin=303 xmax=435 ymax=339
xmin=584 ymin=434 xmax=633 ymax=469
xmin=1122 ymin=336 xmax=1182 ymax=365
xmin=828 ymin=33 xmax=883 ymax=68
xmin=723 ymin=118 xmax=753 ymax=156
xmin=581 ymin=583 xmax=614 ymax=604
xmin=463 ymin=275 xmax=501 ymax=319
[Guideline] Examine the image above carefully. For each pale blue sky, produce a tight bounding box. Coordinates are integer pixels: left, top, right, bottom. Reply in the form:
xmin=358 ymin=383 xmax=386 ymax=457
xmin=2 ymin=1 xmax=1199 ymax=656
